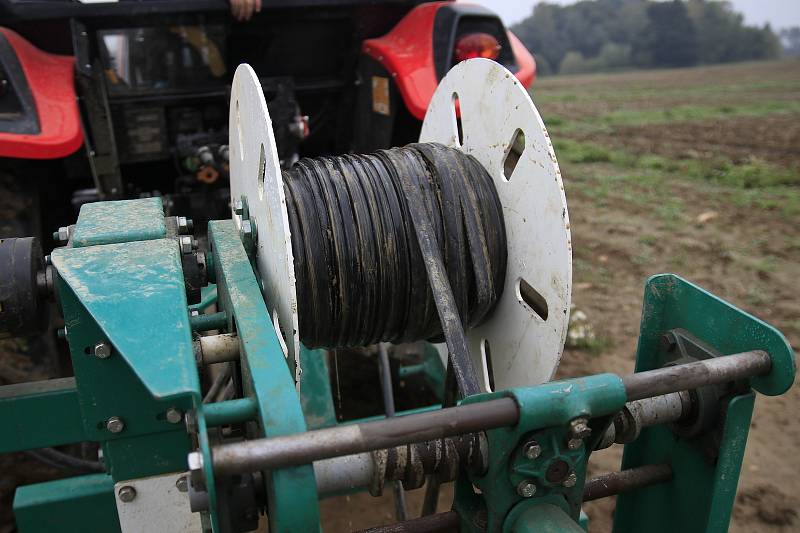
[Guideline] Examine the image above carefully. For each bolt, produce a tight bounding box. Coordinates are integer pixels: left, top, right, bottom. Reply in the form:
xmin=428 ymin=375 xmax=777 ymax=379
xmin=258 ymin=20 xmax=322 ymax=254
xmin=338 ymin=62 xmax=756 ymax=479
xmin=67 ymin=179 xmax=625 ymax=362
xmin=179 ymin=236 xmax=193 ymax=254
xmin=177 ymin=216 xmax=189 ymax=234
xmin=166 ymin=408 xmax=183 ymax=424
xmin=106 ymin=416 xmax=125 ymax=434
xmin=188 ymin=451 xmax=206 ymax=490
xmin=563 ymin=472 xmax=577 ymax=488
xmin=93 ymin=342 xmax=112 ymax=359
xmin=118 ymin=485 xmax=137 ymax=503
xmin=517 ymin=480 xmax=537 ymax=498
xmin=55 ymin=226 xmax=70 ymax=243
xmin=523 ymin=440 xmax=542 ymax=460
xmin=233 ymin=199 xmax=244 ymax=215
xmin=44 ymin=254 xmax=51 ymax=265
xmin=567 ymin=438 xmax=583 ymax=450
xmin=175 ymin=476 xmax=188 ymax=493
xmin=569 ymin=417 xmax=592 ymax=440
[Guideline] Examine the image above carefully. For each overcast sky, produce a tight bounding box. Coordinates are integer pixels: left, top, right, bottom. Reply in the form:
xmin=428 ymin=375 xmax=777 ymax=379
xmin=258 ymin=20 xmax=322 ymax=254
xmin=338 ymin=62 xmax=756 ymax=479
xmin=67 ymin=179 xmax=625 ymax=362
xmin=469 ymin=0 xmax=800 ymax=31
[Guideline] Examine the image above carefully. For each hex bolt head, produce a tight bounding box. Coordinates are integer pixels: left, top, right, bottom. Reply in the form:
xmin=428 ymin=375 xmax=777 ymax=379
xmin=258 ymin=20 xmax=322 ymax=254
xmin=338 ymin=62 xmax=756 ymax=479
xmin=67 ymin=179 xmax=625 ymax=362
xmin=563 ymin=472 xmax=578 ymax=488
xmin=93 ymin=342 xmax=112 ymax=359
xmin=166 ymin=408 xmax=183 ymax=424
xmin=523 ymin=440 xmax=542 ymax=460
xmin=106 ymin=416 xmax=125 ymax=434
xmin=179 ymin=236 xmax=193 ymax=254
xmin=566 ymin=438 xmax=583 ymax=450
xmin=175 ymin=476 xmax=189 ymax=493
xmin=517 ymin=480 xmax=537 ymax=498
xmin=569 ymin=417 xmax=592 ymax=440
xmin=55 ymin=226 xmax=71 ymax=243
xmin=233 ymin=199 xmax=244 ymax=215
xmin=188 ymin=451 xmax=206 ymax=490
xmin=118 ymin=485 xmax=137 ymax=503
xmin=177 ymin=216 xmax=189 ymax=235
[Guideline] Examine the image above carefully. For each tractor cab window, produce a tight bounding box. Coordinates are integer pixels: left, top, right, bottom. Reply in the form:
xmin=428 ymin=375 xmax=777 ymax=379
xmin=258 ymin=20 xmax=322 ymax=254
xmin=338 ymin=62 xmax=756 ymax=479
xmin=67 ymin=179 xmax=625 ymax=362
xmin=99 ymin=25 xmax=227 ymax=94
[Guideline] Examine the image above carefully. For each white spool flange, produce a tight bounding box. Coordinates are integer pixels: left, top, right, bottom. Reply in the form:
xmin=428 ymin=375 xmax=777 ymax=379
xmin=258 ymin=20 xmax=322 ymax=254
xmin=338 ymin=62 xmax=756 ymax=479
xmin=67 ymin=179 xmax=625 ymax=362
xmin=229 ymin=64 xmax=301 ymax=381
xmin=229 ymin=59 xmax=571 ymax=390
xmin=421 ymin=59 xmax=572 ymax=391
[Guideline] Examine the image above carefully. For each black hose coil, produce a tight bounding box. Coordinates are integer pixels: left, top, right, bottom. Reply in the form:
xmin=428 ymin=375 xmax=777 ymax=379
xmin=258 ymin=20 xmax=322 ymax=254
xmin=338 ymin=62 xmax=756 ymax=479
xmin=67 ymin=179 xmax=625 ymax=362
xmin=283 ymin=142 xmax=507 ymax=349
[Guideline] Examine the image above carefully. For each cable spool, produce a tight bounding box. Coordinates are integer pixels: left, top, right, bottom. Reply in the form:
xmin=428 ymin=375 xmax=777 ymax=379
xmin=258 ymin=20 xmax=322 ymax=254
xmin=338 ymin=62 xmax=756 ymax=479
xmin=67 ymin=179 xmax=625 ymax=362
xmin=229 ymin=59 xmax=572 ymax=392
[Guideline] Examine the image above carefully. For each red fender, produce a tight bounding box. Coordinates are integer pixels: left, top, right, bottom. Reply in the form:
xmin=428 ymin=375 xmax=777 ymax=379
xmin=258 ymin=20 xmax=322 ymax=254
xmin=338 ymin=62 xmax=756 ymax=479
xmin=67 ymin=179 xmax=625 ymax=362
xmin=362 ymin=2 xmax=536 ymax=121
xmin=0 ymin=28 xmax=82 ymax=159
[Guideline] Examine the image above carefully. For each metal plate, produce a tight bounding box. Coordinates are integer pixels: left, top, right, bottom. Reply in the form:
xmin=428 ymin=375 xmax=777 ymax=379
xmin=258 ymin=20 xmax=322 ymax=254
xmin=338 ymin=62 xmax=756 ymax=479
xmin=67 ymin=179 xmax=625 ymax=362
xmin=420 ymin=58 xmax=572 ymax=390
xmin=229 ymin=64 xmax=301 ymax=381
xmin=114 ymin=472 xmax=200 ymax=533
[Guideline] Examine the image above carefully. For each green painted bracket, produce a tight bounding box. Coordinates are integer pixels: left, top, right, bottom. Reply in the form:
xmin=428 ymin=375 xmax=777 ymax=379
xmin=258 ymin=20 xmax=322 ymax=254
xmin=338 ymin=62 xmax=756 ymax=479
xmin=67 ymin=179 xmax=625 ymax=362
xmin=0 ymin=378 xmax=87 ymax=453
xmin=52 ymin=238 xmax=199 ymax=401
xmin=614 ymin=273 xmax=795 ymax=533
xmin=455 ymin=374 xmax=627 ymax=532
xmin=634 ymin=273 xmax=795 ymax=395
xmin=300 ymin=347 xmax=338 ymax=430
xmin=206 ymin=220 xmax=320 ymax=533
xmin=14 ymin=474 xmax=121 ymax=533
xmin=71 ymin=197 xmax=167 ymax=247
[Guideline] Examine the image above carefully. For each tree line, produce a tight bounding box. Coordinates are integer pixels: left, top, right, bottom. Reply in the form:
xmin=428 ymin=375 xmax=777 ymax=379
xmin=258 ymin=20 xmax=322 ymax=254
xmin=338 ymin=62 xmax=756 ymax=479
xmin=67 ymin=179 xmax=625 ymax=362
xmin=511 ymin=0 xmax=783 ymax=75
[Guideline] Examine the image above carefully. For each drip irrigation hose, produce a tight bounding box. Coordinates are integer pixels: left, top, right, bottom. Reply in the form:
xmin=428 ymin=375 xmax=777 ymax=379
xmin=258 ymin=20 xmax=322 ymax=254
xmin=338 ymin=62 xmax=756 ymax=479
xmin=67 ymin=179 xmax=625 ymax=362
xmin=283 ymin=143 xmax=507 ymax=396
xmin=25 ymin=447 xmax=104 ymax=473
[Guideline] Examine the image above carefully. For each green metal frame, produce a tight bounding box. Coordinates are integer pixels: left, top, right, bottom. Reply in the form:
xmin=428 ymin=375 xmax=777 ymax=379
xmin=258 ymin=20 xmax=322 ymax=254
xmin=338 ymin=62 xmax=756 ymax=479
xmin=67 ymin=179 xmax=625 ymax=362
xmin=5 ymin=196 xmax=795 ymax=533
xmin=613 ymin=274 xmax=796 ymax=533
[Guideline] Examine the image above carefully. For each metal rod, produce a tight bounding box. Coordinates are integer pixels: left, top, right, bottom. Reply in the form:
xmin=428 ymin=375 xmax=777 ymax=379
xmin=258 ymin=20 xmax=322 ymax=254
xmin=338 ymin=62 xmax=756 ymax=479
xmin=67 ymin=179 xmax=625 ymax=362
xmin=190 ymin=311 xmax=228 ymax=332
xmin=211 ymin=397 xmax=519 ymax=477
xmin=354 ymin=510 xmax=460 ymax=533
xmin=357 ymin=464 xmax=673 ymax=533
xmin=203 ymin=397 xmax=258 ymax=427
xmin=315 ymin=453 xmax=374 ymax=497
xmin=622 ymin=350 xmax=770 ymax=401
xmin=582 ymin=464 xmax=672 ymax=501
xmin=208 ymin=350 xmax=771 ymax=477
xmin=378 ymin=343 xmax=408 ymax=521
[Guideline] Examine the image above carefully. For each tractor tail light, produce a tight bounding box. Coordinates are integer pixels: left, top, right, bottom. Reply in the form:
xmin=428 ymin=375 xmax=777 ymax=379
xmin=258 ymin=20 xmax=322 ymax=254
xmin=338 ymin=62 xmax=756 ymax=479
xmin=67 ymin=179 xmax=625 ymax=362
xmin=453 ymin=32 xmax=501 ymax=63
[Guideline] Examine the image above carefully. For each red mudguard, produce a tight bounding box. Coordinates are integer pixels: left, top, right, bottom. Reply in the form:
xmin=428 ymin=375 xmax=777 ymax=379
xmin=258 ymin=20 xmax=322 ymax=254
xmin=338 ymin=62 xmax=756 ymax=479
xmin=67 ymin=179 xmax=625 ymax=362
xmin=362 ymin=2 xmax=536 ymax=121
xmin=0 ymin=28 xmax=82 ymax=159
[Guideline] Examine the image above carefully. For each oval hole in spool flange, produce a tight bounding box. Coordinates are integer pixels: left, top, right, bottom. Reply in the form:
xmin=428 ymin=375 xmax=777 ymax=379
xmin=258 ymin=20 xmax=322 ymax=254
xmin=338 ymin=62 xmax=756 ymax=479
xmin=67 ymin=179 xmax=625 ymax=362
xmin=451 ymin=92 xmax=464 ymax=146
xmin=480 ymin=338 xmax=496 ymax=392
xmin=518 ymin=278 xmax=548 ymax=321
xmin=503 ymin=128 xmax=525 ymax=180
xmin=257 ymin=143 xmax=266 ymax=201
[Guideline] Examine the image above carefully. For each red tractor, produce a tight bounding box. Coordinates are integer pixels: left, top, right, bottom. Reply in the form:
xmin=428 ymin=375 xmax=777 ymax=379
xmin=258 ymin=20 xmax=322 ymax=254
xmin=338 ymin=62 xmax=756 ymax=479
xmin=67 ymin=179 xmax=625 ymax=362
xmin=0 ymin=0 xmax=534 ymax=241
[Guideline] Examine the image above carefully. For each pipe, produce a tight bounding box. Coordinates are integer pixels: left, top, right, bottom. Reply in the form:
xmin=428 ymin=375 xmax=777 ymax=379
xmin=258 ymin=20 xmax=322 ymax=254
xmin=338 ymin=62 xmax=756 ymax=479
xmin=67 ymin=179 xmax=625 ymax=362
xmin=211 ymin=397 xmax=519 ymax=477
xmin=206 ymin=351 xmax=770 ymax=477
xmin=196 ymin=333 xmax=240 ymax=364
xmin=190 ymin=311 xmax=228 ymax=332
xmin=315 ymin=453 xmax=375 ymax=497
xmin=204 ymin=397 xmax=258 ymax=427
xmin=377 ymin=343 xmax=408 ymax=521
xmin=621 ymin=350 xmax=770 ymax=401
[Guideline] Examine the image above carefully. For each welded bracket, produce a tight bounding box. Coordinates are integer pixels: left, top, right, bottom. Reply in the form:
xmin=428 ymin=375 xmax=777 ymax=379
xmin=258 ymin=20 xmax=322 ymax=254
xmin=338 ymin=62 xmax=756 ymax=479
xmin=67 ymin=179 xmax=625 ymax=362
xmin=614 ymin=273 xmax=796 ymax=533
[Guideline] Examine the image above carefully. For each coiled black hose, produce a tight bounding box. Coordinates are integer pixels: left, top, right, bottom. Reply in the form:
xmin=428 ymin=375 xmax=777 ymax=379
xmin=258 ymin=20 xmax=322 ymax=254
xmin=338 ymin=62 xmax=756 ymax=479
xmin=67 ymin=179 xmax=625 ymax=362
xmin=283 ymin=143 xmax=507 ymax=356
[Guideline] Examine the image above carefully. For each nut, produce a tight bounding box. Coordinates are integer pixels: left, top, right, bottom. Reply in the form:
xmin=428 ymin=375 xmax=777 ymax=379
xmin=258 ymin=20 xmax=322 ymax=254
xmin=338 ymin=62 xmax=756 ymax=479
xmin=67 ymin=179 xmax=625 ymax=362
xmin=166 ymin=408 xmax=183 ymax=424
xmin=106 ymin=416 xmax=125 ymax=434
xmin=563 ymin=472 xmax=577 ymax=488
xmin=175 ymin=476 xmax=188 ymax=493
xmin=233 ymin=199 xmax=244 ymax=215
xmin=93 ymin=342 xmax=112 ymax=359
xmin=569 ymin=417 xmax=592 ymax=440
xmin=55 ymin=226 xmax=71 ymax=243
xmin=523 ymin=440 xmax=542 ymax=460
xmin=188 ymin=451 xmax=206 ymax=490
xmin=118 ymin=485 xmax=137 ymax=503
xmin=179 ymin=236 xmax=193 ymax=254
xmin=516 ymin=480 xmax=537 ymax=498
xmin=177 ymin=216 xmax=190 ymax=235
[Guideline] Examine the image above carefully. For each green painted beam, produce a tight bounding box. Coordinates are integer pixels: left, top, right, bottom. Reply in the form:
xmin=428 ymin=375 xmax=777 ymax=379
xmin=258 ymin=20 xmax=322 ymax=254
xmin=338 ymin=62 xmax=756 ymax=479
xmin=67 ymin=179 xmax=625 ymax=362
xmin=0 ymin=377 xmax=87 ymax=453
xmin=71 ymin=197 xmax=166 ymax=247
xmin=14 ymin=474 xmax=120 ymax=533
